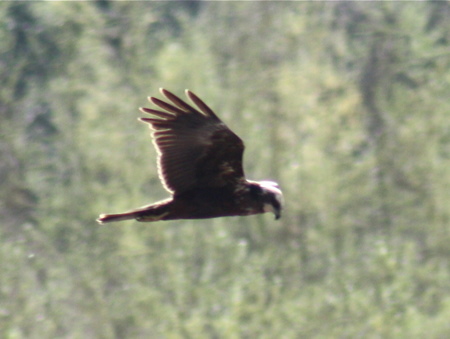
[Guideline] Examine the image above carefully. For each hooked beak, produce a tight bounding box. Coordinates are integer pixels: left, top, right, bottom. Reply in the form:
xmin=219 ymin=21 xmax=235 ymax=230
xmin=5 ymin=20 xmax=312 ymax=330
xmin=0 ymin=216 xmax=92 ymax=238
xmin=274 ymin=208 xmax=281 ymax=220
xmin=263 ymin=199 xmax=283 ymax=220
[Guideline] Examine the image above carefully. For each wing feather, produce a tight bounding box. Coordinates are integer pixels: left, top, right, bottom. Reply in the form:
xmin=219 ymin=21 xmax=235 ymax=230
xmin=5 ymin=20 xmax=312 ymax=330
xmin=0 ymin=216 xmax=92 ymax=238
xmin=185 ymin=90 xmax=220 ymax=119
xmin=140 ymin=107 xmax=174 ymax=119
xmin=160 ymin=88 xmax=198 ymax=112
xmin=140 ymin=89 xmax=245 ymax=194
xmin=150 ymin=97 xmax=186 ymax=115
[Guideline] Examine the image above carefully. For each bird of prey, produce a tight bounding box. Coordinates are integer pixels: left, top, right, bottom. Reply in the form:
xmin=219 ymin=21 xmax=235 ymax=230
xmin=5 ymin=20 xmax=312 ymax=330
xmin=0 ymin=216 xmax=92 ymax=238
xmin=97 ymin=89 xmax=283 ymax=224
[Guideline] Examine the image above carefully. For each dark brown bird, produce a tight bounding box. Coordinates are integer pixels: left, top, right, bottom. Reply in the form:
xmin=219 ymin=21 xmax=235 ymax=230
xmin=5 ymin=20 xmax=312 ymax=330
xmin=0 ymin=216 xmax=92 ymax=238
xmin=97 ymin=89 xmax=283 ymax=224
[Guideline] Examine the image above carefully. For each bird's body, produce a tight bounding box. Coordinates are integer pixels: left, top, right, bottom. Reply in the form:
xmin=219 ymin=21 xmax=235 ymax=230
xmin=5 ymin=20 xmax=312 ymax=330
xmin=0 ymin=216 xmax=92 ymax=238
xmin=97 ymin=89 xmax=283 ymax=224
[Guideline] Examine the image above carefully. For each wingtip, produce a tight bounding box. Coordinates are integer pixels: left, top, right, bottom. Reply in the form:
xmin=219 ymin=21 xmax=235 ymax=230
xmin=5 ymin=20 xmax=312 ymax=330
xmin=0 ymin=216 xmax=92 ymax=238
xmin=149 ymin=96 xmax=161 ymax=105
xmin=138 ymin=117 xmax=151 ymax=124
xmin=185 ymin=89 xmax=194 ymax=101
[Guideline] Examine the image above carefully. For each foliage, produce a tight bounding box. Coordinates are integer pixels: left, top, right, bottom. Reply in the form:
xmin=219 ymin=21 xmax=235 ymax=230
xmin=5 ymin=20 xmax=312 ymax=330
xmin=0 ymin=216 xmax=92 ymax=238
xmin=1 ymin=2 xmax=450 ymax=338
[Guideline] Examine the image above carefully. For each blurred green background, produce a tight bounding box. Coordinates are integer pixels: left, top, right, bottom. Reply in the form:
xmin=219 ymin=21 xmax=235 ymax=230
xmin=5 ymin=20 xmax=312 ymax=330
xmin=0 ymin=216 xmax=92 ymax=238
xmin=1 ymin=2 xmax=450 ymax=338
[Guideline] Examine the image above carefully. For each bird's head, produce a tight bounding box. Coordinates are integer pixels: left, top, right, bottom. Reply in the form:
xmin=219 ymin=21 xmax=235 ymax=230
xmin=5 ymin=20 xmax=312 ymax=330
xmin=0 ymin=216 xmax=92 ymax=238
xmin=257 ymin=181 xmax=284 ymax=220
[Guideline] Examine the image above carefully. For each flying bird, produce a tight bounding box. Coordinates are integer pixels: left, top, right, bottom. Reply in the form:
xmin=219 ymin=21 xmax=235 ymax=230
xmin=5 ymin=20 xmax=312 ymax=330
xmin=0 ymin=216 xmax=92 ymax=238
xmin=97 ymin=89 xmax=283 ymax=224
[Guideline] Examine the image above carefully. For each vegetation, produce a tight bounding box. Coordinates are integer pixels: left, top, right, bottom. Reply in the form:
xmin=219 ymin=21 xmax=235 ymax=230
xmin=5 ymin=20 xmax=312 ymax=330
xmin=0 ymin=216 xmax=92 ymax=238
xmin=1 ymin=2 xmax=450 ymax=338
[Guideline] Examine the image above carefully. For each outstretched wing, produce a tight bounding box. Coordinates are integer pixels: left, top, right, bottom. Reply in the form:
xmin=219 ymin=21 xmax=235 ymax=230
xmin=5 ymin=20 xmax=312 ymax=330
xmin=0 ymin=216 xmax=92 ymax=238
xmin=139 ymin=89 xmax=245 ymax=195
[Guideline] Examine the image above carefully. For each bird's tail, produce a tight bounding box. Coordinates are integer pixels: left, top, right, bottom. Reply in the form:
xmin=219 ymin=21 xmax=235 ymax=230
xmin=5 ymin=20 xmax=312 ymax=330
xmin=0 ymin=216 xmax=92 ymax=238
xmin=96 ymin=199 xmax=172 ymax=224
xmin=97 ymin=211 xmax=139 ymax=224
